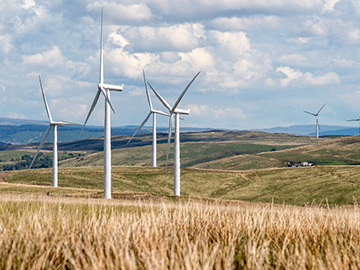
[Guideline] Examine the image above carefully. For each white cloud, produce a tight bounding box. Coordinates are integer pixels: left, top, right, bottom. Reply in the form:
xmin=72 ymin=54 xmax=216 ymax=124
xmin=22 ymin=46 xmax=66 ymax=68
xmin=323 ymin=0 xmax=343 ymax=12
xmin=0 ymin=35 xmax=13 ymax=56
xmin=211 ymin=16 xmax=282 ymax=31
xmin=275 ymin=66 xmax=341 ymax=87
xmin=115 ymin=23 xmax=205 ymax=52
xmin=86 ymin=2 xmax=153 ymax=23
xmin=20 ymin=0 xmax=35 ymax=10
xmin=179 ymin=48 xmax=215 ymax=72
xmin=0 ymin=0 xmax=358 ymax=129
xmin=209 ymin=31 xmax=251 ymax=59
xmin=108 ymin=32 xmax=130 ymax=48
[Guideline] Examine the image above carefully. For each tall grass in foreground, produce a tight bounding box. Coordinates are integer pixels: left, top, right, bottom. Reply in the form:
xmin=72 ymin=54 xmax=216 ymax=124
xmin=1 ymin=195 xmax=360 ymax=269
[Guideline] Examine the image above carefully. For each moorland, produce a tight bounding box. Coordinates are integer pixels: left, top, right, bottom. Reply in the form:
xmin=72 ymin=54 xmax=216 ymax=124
xmin=2 ymin=129 xmax=360 ymax=268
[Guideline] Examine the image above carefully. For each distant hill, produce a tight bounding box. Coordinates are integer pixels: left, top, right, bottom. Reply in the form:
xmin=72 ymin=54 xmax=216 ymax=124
xmin=0 ymin=117 xmax=359 ymax=144
xmin=0 ymin=117 xmax=48 ymax=126
xmin=254 ymin=124 xmax=359 ymax=136
xmin=0 ymin=117 xmax=210 ymax=144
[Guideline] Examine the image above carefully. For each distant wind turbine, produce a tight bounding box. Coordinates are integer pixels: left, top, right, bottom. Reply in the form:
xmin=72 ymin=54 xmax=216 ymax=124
xmin=148 ymin=71 xmax=201 ymax=196
xmin=347 ymin=116 xmax=360 ymax=135
xmin=80 ymin=8 xmax=124 ymax=199
xmin=29 ymin=76 xmax=79 ymax=187
xmin=127 ymin=70 xmax=169 ymax=167
xmin=304 ymin=103 xmax=326 ymax=138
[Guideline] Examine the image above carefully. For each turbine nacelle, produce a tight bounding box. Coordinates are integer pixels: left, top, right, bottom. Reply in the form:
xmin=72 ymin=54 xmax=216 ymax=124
xmin=99 ymin=83 xmax=124 ymax=92
xmin=174 ymin=108 xmax=190 ymax=115
xmin=51 ymin=120 xmax=81 ymax=127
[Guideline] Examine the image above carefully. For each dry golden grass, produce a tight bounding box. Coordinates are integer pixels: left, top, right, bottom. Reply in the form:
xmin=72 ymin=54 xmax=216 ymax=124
xmin=1 ymin=194 xmax=360 ymax=269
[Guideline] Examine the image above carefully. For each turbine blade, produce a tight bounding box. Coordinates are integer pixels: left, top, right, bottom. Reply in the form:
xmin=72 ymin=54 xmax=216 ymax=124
xmin=152 ymin=109 xmax=170 ymax=117
xmin=99 ymin=7 xmax=104 ymax=84
xmin=304 ymin=110 xmax=317 ymax=116
xmin=79 ymin=89 xmax=101 ymax=139
xmin=28 ymin=125 xmax=52 ymax=169
xmin=147 ymin=82 xmax=172 ymax=111
xmin=347 ymin=119 xmax=360 ymax=122
xmin=58 ymin=121 xmax=82 ymax=126
xmin=317 ymin=103 xmax=326 ymax=114
xmin=165 ymin=114 xmax=173 ymax=178
xmin=99 ymin=86 xmax=116 ymax=113
xmin=39 ymin=76 xmax=53 ymax=122
xmin=143 ymin=70 xmax=153 ymax=110
xmin=127 ymin=112 xmax=152 ymax=145
xmin=172 ymin=71 xmax=201 ymax=111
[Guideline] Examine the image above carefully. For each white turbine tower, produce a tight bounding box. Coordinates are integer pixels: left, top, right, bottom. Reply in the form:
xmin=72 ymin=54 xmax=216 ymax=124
xmin=347 ymin=116 xmax=360 ymax=135
xmin=148 ymin=71 xmax=201 ymax=196
xmin=29 ymin=76 xmax=79 ymax=187
xmin=127 ymin=70 xmax=169 ymax=167
xmin=304 ymin=103 xmax=326 ymax=138
xmin=80 ymin=8 xmax=124 ymax=199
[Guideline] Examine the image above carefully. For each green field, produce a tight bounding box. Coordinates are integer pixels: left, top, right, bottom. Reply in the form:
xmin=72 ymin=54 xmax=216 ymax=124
xmin=3 ymin=165 xmax=360 ymax=206
xmin=3 ymin=131 xmax=360 ymax=206
xmin=2 ymin=131 xmax=360 ymax=269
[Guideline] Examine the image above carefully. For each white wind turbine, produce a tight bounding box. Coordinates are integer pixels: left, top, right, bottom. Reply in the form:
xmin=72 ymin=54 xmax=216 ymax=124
xmin=148 ymin=71 xmax=201 ymax=196
xmin=29 ymin=76 xmax=79 ymax=187
xmin=347 ymin=116 xmax=360 ymax=135
xmin=127 ymin=70 xmax=169 ymax=167
xmin=304 ymin=103 xmax=326 ymax=138
xmin=80 ymin=8 xmax=124 ymax=199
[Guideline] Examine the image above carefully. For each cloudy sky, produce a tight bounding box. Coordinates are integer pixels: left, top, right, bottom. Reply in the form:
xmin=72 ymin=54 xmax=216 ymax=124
xmin=0 ymin=0 xmax=360 ymax=130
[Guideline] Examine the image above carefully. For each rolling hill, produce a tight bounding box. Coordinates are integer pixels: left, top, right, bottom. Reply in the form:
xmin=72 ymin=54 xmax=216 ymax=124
xmin=195 ymin=134 xmax=360 ymax=170
xmin=56 ymin=130 xmax=317 ymax=168
xmin=2 ymin=165 xmax=360 ymax=206
xmin=2 ymin=130 xmax=360 ymax=205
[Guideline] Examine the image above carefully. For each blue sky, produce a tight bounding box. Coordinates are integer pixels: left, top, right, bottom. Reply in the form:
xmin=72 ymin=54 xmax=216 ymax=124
xmin=1 ymin=0 xmax=360 ymax=130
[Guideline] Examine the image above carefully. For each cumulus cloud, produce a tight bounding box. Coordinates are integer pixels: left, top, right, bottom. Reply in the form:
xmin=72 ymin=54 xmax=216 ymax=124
xmin=0 ymin=0 xmax=358 ymax=129
xmin=86 ymin=2 xmax=153 ymax=23
xmin=275 ymin=66 xmax=341 ymax=87
xmin=114 ymin=23 xmax=205 ymax=52
xmin=22 ymin=46 xmax=67 ymax=69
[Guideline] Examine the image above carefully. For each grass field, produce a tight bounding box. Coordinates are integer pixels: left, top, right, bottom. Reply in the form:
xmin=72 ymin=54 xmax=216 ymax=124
xmin=1 ymin=194 xmax=360 ymax=269
xmin=4 ymin=165 xmax=360 ymax=206
xmin=2 ymin=131 xmax=360 ymax=268
xmin=59 ymin=142 xmax=299 ymax=168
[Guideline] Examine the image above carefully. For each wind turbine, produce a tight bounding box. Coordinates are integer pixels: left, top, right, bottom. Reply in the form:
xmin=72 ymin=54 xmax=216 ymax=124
xmin=29 ymin=76 xmax=79 ymax=187
xmin=80 ymin=8 xmax=124 ymax=199
xmin=304 ymin=103 xmax=326 ymax=138
xmin=127 ymin=70 xmax=169 ymax=167
xmin=347 ymin=116 xmax=360 ymax=135
xmin=148 ymin=71 xmax=201 ymax=196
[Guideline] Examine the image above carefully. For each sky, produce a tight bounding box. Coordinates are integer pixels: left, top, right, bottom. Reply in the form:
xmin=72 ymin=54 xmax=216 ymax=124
xmin=1 ymin=0 xmax=360 ymax=130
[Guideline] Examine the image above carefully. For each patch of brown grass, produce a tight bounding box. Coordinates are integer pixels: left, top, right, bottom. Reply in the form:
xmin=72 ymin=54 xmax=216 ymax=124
xmin=1 ymin=195 xmax=360 ymax=269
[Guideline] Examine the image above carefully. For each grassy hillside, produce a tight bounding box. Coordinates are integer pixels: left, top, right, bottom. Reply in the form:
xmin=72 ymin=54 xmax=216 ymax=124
xmin=3 ymin=130 xmax=360 ymax=171
xmin=3 ymin=165 xmax=360 ymax=206
xmin=196 ymin=135 xmax=360 ymax=170
xmin=57 ymin=130 xmax=316 ymax=168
